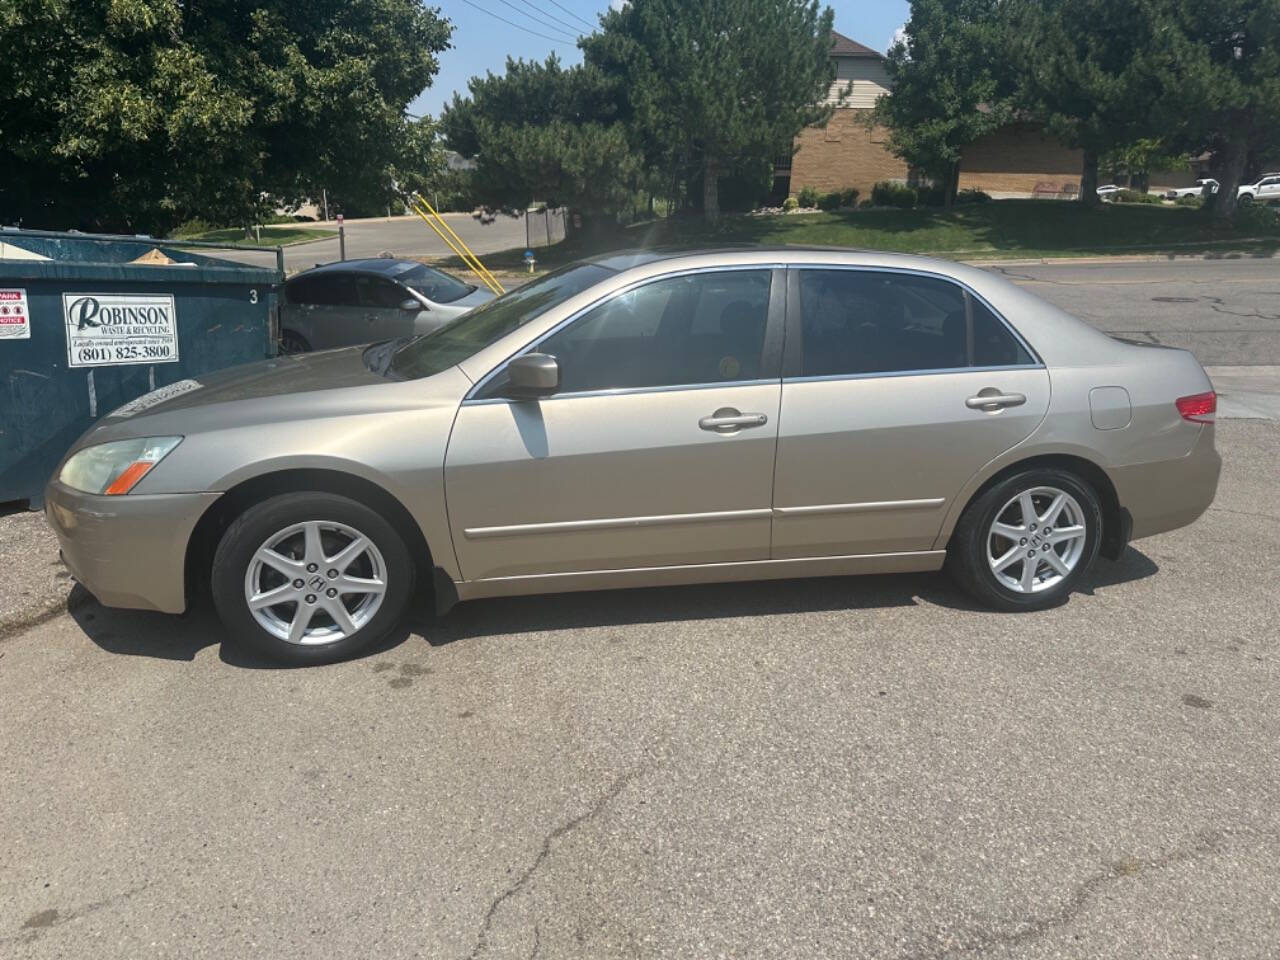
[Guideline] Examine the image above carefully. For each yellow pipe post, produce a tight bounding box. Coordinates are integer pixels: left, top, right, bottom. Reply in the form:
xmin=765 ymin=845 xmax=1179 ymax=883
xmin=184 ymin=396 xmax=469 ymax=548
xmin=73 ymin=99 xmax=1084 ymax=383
xmin=408 ymin=198 xmax=501 ymax=294
xmin=411 ymin=194 xmax=505 ymax=295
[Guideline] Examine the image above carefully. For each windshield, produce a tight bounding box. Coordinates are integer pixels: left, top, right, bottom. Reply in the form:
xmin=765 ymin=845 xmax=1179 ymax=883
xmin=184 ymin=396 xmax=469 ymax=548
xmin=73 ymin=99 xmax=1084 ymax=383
xmin=385 ymin=262 xmax=615 ymax=380
xmin=399 ymin=264 xmax=475 ymax=304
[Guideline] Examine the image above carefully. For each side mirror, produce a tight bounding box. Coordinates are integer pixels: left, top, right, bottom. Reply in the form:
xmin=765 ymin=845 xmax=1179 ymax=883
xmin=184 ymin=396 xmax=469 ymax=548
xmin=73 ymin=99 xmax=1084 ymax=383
xmin=506 ymin=353 xmax=559 ymax=398
xmin=399 ymin=297 xmax=422 ymax=313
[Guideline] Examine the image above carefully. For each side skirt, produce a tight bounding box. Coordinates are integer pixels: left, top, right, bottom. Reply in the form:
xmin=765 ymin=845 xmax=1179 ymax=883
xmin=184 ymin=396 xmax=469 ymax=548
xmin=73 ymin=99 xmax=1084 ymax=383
xmin=451 ymin=550 xmax=946 ymax=603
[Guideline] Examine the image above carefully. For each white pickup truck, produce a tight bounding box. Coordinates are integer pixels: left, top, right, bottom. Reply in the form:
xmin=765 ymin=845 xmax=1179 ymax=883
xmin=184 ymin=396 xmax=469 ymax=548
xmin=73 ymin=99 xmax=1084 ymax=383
xmin=1237 ymin=173 xmax=1280 ymax=205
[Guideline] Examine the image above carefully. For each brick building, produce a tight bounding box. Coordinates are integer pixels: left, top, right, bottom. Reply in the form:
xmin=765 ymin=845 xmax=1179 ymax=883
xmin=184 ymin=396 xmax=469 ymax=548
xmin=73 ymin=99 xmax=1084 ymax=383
xmin=783 ymin=31 xmax=1172 ymax=201
xmin=783 ymin=33 xmax=908 ymax=200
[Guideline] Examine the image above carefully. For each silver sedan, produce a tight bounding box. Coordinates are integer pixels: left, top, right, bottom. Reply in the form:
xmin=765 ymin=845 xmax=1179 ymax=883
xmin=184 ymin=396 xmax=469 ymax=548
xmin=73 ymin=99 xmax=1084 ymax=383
xmin=46 ymin=248 xmax=1220 ymax=664
xmin=278 ymin=258 xmax=493 ymax=354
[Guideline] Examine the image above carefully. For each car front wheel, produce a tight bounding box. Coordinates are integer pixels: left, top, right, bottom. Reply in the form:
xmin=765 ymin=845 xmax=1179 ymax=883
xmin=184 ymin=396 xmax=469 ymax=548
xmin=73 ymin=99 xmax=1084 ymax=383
xmin=947 ymin=468 xmax=1102 ymax=611
xmin=211 ymin=492 xmax=414 ymax=664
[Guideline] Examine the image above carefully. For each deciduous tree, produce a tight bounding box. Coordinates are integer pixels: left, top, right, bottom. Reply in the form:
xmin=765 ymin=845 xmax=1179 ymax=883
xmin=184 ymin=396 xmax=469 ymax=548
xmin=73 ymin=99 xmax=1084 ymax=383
xmin=0 ymin=0 xmax=451 ymax=232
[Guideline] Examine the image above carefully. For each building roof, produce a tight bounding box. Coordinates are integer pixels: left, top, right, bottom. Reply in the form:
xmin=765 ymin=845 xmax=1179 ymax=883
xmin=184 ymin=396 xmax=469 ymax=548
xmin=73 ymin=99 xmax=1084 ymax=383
xmin=830 ymin=31 xmax=883 ymax=59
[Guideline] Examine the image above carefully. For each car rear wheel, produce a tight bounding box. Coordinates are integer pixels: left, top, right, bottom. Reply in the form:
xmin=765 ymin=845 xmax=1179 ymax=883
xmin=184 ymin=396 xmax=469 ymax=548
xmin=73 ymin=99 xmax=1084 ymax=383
xmin=946 ymin=468 xmax=1102 ymax=611
xmin=211 ymin=492 xmax=414 ymax=664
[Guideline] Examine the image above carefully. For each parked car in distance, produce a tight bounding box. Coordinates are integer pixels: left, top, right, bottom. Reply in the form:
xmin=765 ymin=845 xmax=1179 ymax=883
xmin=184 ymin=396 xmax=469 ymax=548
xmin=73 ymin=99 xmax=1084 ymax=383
xmin=1096 ymin=184 xmax=1122 ymax=200
xmin=46 ymin=248 xmax=1221 ymax=665
xmin=278 ymin=258 xmax=493 ymax=354
xmin=1237 ymin=173 xmax=1280 ymax=205
xmin=1165 ymin=178 xmax=1219 ymax=200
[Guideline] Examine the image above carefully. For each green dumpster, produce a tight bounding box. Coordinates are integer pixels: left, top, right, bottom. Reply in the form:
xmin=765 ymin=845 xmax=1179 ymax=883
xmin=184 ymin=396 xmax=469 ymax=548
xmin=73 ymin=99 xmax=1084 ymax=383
xmin=1 ymin=229 xmax=283 ymax=506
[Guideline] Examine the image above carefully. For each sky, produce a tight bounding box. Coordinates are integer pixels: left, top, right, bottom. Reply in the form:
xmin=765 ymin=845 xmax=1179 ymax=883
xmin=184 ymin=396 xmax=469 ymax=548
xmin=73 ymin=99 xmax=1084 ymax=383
xmin=413 ymin=0 xmax=912 ymax=120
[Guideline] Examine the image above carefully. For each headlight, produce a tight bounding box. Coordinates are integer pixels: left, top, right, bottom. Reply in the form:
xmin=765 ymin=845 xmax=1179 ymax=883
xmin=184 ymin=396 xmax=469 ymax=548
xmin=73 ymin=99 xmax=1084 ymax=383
xmin=59 ymin=437 xmax=183 ymax=495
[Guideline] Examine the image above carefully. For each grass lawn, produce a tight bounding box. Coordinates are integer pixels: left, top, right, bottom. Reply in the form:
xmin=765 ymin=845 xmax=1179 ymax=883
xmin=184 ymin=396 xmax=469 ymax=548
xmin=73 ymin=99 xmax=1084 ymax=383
xmin=169 ymin=224 xmax=334 ymax=247
xmin=433 ymin=199 xmax=1280 ymax=277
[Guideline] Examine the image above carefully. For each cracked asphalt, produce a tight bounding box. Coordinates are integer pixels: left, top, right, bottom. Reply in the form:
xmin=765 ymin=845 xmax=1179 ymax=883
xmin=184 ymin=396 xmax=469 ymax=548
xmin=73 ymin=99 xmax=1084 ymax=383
xmin=2 ymin=257 xmax=1279 ymax=959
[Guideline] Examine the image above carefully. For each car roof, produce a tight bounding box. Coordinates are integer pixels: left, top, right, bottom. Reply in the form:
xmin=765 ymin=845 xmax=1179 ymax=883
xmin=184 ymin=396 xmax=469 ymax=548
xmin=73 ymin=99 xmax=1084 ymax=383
xmin=293 ymin=258 xmax=435 ymax=279
xmin=584 ymin=245 xmax=888 ymax=272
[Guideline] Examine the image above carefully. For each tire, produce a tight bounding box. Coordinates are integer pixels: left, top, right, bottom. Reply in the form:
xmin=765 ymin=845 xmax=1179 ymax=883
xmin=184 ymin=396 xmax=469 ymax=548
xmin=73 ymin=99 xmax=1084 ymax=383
xmin=211 ymin=492 xmax=414 ymax=664
xmin=946 ymin=467 xmax=1102 ymax=612
xmin=1238 ymin=193 xmax=1254 ymax=206
xmin=279 ymin=330 xmax=310 ymax=355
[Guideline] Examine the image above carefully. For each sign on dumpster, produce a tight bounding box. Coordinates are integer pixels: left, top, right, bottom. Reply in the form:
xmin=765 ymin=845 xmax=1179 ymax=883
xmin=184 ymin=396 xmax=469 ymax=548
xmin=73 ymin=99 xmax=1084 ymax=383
xmin=0 ymin=288 xmax=30 ymax=339
xmin=62 ymin=292 xmax=180 ymax=367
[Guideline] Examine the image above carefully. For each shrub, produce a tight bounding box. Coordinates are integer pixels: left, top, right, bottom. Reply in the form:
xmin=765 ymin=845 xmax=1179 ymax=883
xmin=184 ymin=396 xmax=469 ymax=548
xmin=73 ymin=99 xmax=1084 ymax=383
xmin=782 ymin=196 xmax=799 ymax=211
xmin=858 ymin=198 xmax=874 ymax=209
xmin=1114 ymin=188 xmax=1164 ymax=204
xmin=816 ymin=191 xmax=840 ymax=211
xmin=916 ymin=184 xmax=947 ymax=207
xmin=871 ymin=181 xmax=917 ymax=208
xmin=171 ymin=217 xmax=215 ymax=237
xmin=796 ymin=185 xmax=820 ymax=208
xmin=1232 ymin=201 xmax=1280 ymax=231
xmin=957 ymin=188 xmax=992 ymax=204
xmin=1174 ymin=194 xmax=1203 ymax=208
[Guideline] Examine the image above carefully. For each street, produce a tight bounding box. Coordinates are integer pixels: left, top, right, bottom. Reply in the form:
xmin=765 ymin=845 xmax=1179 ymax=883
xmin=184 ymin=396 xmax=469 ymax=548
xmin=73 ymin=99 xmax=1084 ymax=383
xmin=215 ymin=213 xmax=532 ymax=275
xmin=2 ymin=256 xmax=1279 ymax=959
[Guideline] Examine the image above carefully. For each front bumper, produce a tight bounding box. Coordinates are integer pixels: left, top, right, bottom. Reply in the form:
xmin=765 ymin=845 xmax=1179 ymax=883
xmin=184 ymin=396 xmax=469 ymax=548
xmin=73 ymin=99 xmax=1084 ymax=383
xmin=1109 ymin=424 xmax=1222 ymax=541
xmin=44 ymin=481 xmax=220 ymax=614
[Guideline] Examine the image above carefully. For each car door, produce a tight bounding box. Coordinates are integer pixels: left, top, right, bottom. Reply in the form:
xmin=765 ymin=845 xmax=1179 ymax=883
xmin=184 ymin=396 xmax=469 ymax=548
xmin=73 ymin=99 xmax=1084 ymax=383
xmin=444 ymin=267 xmax=784 ymax=581
xmin=1258 ymin=176 xmax=1280 ymax=202
xmin=771 ymin=267 xmax=1050 ymax=559
xmin=287 ymin=274 xmax=361 ymax=349
xmin=355 ymin=275 xmax=418 ymax=343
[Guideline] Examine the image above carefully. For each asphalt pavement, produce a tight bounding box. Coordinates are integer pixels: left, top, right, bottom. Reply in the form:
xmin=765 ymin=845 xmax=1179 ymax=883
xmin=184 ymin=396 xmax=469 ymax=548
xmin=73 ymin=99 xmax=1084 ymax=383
xmin=216 ymin=213 xmax=531 ymax=275
xmin=982 ymin=255 xmax=1280 ymax=366
xmin=2 ymin=256 xmax=1279 ymax=959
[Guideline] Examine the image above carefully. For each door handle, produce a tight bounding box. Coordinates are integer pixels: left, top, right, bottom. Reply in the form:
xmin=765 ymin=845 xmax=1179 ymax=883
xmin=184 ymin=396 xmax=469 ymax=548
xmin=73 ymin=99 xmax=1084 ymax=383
xmin=699 ymin=409 xmax=768 ymax=432
xmin=965 ymin=391 xmax=1026 ymax=411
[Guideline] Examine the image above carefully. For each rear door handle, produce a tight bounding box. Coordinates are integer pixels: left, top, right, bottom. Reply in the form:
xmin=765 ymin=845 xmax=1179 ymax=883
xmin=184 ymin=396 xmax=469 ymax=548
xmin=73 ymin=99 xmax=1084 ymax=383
xmin=699 ymin=408 xmax=769 ymax=432
xmin=966 ymin=391 xmax=1026 ymax=411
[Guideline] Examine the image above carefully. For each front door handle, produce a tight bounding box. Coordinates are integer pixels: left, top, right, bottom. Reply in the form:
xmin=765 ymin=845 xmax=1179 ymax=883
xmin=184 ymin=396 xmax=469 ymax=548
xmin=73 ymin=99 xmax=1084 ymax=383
xmin=699 ymin=408 xmax=769 ymax=432
xmin=966 ymin=390 xmax=1026 ymax=411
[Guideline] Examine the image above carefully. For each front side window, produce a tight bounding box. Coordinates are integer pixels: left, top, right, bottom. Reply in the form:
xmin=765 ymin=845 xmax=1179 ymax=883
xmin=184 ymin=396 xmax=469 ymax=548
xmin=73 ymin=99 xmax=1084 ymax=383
xmin=480 ymin=269 xmax=772 ymax=397
xmin=795 ymin=269 xmax=1032 ymax=377
xmin=356 ymin=275 xmax=408 ymax=309
xmin=386 ymin=262 xmax=614 ymax=380
xmin=398 ymin=264 xmax=475 ymax=304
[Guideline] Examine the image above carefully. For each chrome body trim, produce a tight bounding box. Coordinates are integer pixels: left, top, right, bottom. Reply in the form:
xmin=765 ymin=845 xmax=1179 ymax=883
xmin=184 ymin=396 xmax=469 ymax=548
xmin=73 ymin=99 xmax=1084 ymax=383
xmin=462 ymin=377 xmax=778 ymax=406
xmin=464 ymin=507 xmax=774 ymax=540
xmin=772 ymin=498 xmax=946 ymax=517
xmin=464 ymin=263 xmax=785 ymax=402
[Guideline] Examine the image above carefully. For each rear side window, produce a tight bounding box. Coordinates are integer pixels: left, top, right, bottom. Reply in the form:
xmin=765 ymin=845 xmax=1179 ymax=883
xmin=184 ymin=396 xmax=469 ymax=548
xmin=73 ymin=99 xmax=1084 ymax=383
xmin=285 ymin=274 xmax=357 ymax=307
xmin=794 ymin=269 xmax=1032 ymax=377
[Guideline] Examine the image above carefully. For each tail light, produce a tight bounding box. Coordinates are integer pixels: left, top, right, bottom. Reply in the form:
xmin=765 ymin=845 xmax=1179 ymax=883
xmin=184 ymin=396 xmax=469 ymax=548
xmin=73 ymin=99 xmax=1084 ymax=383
xmin=1175 ymin=391 xmax=1216 ymax=423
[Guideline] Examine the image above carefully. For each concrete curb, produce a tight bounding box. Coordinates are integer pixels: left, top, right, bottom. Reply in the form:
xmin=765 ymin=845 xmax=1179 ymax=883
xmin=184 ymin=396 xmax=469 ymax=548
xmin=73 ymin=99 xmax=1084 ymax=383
xmin=968 ymin=250 xmax=1280 ymax=266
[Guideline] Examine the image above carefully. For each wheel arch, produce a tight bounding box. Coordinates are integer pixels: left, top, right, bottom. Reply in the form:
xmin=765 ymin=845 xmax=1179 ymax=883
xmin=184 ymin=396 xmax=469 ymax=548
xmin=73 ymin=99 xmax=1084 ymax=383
xmin=185 ymin=468 xmax=448 ymax=611
xmin=938 ymin=453 xmax=1127 ymax=560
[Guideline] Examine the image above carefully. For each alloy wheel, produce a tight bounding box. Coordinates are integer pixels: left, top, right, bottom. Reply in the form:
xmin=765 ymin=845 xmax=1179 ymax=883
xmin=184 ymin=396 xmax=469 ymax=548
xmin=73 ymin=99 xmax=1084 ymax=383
xmin=244 ymin=520 xmax=388 ymax=644
xmin=986 ymin=486 xmax=1088 ymax=594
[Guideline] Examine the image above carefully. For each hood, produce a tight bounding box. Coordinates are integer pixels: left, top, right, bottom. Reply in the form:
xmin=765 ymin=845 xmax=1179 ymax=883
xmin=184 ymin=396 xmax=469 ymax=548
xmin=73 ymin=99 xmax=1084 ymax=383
xmin=450 ymin=287 xmax=495 ymax=310
xmin=102 ymin=347 xmax=385 ymax=422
